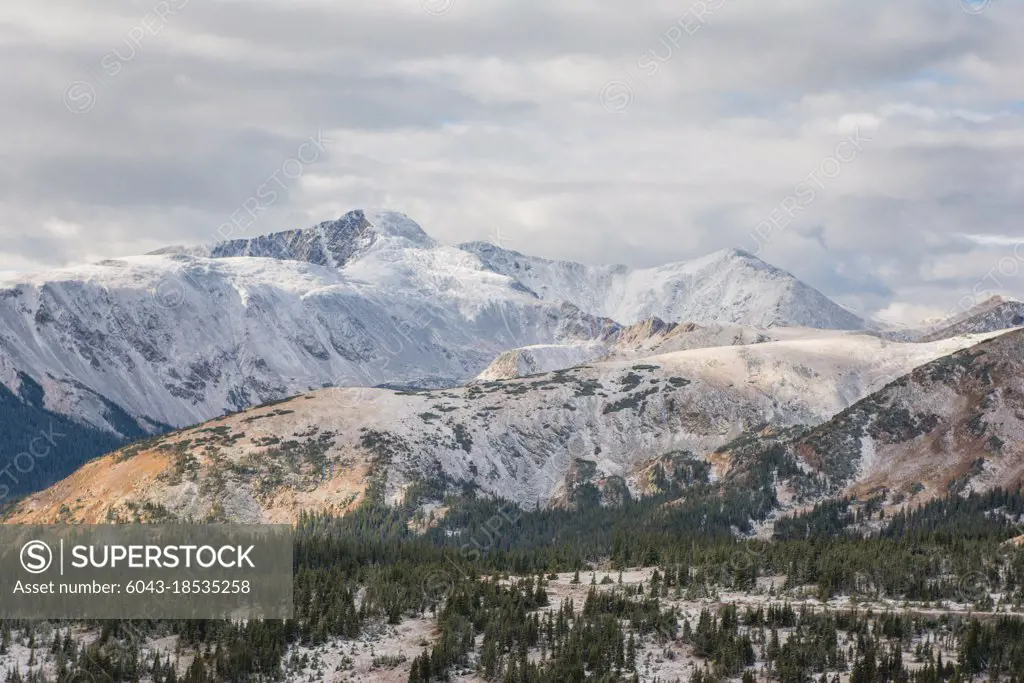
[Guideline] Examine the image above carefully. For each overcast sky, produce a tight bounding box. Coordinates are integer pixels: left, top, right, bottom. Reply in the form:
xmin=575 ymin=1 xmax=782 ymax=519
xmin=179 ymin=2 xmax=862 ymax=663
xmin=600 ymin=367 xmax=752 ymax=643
xmin=2 ymin=0 xmax=1023 ymax=324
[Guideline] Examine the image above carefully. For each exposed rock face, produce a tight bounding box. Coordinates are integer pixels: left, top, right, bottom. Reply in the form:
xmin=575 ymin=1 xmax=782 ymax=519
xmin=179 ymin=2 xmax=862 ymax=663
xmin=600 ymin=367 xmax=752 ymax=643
xmin=7 ymin=329 xmax=1007 ymax=525
xmin=792 ymin=327 xmax=1024 ymax=502
xmin=459 ymin=242 xmax=868 ymax=329
xmin=918 ymin=297 xmax=1024 ymax=342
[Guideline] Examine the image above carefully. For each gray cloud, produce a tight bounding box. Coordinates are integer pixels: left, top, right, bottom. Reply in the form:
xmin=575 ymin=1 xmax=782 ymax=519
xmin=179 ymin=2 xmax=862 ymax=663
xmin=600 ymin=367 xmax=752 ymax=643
xmin=1 ymin=0 xmax=1023 ymax=324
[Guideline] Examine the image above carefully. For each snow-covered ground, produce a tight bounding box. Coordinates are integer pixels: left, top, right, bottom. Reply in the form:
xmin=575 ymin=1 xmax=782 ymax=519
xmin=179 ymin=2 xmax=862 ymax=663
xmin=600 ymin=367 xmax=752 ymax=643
xmin=0 ymin=209 xmax=876 ymax=438
xmin=460 ymin=241 xmax=868 ymax=330
xmin=4 ymin=565 xmax=1006 ymax=683
xmin=8 ymin=328 xmax=1011 ymax=525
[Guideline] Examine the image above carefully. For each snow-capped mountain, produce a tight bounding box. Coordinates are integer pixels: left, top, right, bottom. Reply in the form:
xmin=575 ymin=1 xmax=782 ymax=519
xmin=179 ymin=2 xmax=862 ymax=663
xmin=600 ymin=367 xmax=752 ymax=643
xmin=778 ymin=327 xmax=1024 ymax=505
xmin=152 ymin=209 xmax=438 ymax=264
xmin=0 ymin=214 xmax=617 ymax=436
xmin=6 ymin=329 xmax=1007 ymax=524
xmin=459 ymin=241 xmax=868 ymax=329
xmin=0 ymin=209 xmax=867 ymax=440
xmin=917 ymin=296 xmax=1024 ymax=342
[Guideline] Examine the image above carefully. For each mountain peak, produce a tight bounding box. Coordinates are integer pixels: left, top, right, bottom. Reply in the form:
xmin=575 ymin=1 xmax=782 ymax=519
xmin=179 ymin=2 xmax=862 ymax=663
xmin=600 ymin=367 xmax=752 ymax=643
xmin=202 ymin=208 xmax=435 ymax=268
xmin=680 ymin=247 xmax=771 ymax=274
xmin=919 ymin=296 xmax=1024 ymax=342
xmin=143 ymin=213 xmax=861 ymax=330
xmin=719 ymin=247 xmax=758 ymax=260
xmin=359 ymin=208 xmax=436 ymax=247
xmin=964 ymin=294 xmax=1020 ymax=315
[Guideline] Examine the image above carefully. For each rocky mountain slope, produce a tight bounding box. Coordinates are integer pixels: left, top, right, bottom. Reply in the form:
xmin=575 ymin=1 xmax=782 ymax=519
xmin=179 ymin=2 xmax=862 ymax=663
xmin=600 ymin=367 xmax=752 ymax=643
xmin=0 ymin=210 xmax=622 ymax=437
xmin=791 ymin=326 xmax=1024 ymax=503
xmin=0 ymin=209 xmax=878 ymax=499
xmin=0 ymin=373 xmax=129 ymax=504
xmin=460 ymin=242 xmax=868 ymax=330
xmin=918 ymin=296 xmax=1024 ymax=342
xmin=0 ymin=211 xmax=870 ymax=439
xmin=6 ymin=330 xmax=1005 ymax=524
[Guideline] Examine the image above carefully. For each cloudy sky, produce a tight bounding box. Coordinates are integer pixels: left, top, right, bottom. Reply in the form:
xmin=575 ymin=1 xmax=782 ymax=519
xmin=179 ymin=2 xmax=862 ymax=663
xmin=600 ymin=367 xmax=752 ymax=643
xmin=2 ymin=0 xmax=1023 ymax=324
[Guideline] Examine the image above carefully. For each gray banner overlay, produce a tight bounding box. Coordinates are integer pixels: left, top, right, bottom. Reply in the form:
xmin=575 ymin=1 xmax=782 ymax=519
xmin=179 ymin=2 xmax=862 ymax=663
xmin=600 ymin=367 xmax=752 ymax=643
xmin=0 ymin=524 xmax=293 ymax=619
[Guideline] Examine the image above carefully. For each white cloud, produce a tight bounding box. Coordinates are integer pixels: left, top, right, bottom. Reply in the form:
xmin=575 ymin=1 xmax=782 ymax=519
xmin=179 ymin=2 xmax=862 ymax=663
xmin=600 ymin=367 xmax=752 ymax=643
xmin=873 ymin=302 xmax=951 ymax=327
xmin=958 ymin=233 xmax=1024 ymax=247
xmin=0 ymin=0 xmax=1022 ymax=318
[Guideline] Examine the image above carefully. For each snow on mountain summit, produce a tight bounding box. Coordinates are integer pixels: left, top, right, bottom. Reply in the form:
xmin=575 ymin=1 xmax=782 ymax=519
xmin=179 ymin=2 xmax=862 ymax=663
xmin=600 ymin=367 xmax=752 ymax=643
xmin=202 ymin=208 xmax=436 ymax=266
xmin=1 ymin=209 xmax=867 ymax=450
xmin=361 ymin=208 xmax=438 ymax=245
xmin=148 ymin=209 xmax=435 ymax=264
xmin=458 ymin=241 xmax=866 ymax=330
xmin=152 ymin=211 xmax=863 ymax=333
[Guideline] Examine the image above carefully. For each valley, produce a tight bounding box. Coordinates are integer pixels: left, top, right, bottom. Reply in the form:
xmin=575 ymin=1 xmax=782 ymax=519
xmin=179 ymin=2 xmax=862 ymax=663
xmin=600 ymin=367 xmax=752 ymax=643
xmin=2 ymin=212 xmax=1023 ymax=683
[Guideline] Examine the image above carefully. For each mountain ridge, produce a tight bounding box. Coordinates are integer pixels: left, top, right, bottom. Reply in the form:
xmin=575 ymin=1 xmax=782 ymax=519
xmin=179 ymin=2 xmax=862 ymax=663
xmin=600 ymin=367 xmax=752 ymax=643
xmin=6 ymin=329 xmax=1009 ymax=524
xmin=918 ymin=297 xmax=1024 ymax=342
xmin=0 ymin=208 xmax=983 ymax=504
xmin=457 ymin=240 xmax=867 ymax=329
xmin=0 ymin=209 xmax=872 ymax=437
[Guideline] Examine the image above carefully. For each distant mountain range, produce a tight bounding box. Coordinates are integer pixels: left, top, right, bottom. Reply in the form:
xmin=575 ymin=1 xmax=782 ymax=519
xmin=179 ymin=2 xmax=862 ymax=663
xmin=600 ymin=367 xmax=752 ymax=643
xmin=1 ymin=209 xmax=1021 ymax=505
xmin=6 ymin=327 xmax=1012 ymax=524
xmin=0 ymin=210 xmax=874 ymax=436
xmin=917 ymin=296 xmax=1024 ymax=342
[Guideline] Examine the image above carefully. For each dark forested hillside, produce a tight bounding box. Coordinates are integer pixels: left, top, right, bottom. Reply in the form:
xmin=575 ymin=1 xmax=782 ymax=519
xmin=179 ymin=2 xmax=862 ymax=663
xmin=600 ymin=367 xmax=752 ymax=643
xmin=3 ymin=470 xmax=1023 ymax=682
xmin=0 ymin=373 xmax=149 ymax=505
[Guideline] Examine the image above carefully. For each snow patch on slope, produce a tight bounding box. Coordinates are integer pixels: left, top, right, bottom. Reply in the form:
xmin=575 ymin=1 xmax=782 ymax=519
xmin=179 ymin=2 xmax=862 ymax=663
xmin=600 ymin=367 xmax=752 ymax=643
xmin=0 ymin=209 xmax=871 ymax=439
xmin=459 ymin=243 xmax=867 ymax=329
xmin=10 ymin=330 xmax=1010 ymax=524
xmin=0 ymin=248 xmax=614 ymax=434
xmin=475 ymin=343 xmax=608 ymax=381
